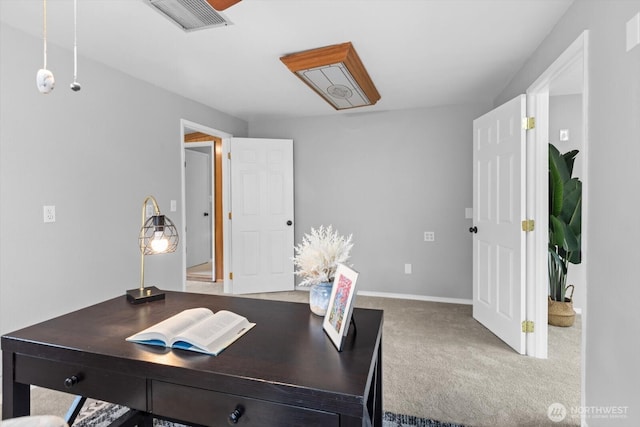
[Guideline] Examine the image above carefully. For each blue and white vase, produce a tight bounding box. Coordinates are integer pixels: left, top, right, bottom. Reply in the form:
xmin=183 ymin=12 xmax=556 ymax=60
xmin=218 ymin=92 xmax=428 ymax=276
xmin=309 ymin=282 xmax=333 ymax=316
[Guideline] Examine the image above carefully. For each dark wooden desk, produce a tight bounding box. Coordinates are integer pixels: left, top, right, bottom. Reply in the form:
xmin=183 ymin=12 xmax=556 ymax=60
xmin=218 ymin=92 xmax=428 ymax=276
xmin=2 ymin=291 xmax=383 ymax=426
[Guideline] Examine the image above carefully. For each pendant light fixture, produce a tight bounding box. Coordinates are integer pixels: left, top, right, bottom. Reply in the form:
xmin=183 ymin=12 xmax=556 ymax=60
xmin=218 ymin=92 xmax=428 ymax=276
xmin=36 ymin=0 xmax=55 ymax=94
xmin=70 ymin=0 xmax=81 ymax=91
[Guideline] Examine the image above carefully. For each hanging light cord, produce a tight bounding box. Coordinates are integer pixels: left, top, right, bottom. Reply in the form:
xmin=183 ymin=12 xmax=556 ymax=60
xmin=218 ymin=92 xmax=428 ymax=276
xmin=73 ymin=0 xmax=78 ymax=82
xmin=43 ymin=0 xmax=47 ymax=69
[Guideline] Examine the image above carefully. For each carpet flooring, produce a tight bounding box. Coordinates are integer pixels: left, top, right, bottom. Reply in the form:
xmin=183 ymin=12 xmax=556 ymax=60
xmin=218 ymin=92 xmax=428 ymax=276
xmin=185 ymin=262 xmax=213 ymax=282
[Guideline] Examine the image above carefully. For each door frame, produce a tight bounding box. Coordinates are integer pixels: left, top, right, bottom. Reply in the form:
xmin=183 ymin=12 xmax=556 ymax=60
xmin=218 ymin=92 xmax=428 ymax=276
xmin=179 ymin=119 xmax=232 ymax=291
xmin=525 ymin=31 xmax=589 ymax=359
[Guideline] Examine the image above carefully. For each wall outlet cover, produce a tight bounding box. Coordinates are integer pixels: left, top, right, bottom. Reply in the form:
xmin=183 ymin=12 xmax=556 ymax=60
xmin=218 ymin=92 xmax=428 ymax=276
xmin=43 ymin=205 xmax=56 ymax=223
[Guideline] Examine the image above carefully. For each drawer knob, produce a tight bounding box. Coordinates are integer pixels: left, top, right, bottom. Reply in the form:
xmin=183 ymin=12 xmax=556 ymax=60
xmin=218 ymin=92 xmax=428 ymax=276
xmin=228 ymin=405 xmax=244 ymax=424
xmin=64 ymin=375 xmax=81 ymax=389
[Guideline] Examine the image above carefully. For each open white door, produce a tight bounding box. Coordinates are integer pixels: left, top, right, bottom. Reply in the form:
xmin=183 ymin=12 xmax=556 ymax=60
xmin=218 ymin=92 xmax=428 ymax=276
xmin=229 ymin=138 xmax=294 ymax=294
xmin=472 ymin=95 xmax=527 ymax=354
xmin=185 ymin=149 xmax=213 ymax=268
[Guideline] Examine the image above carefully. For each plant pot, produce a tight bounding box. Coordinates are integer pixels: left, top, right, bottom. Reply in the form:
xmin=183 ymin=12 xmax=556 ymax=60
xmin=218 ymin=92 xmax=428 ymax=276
xmin=548 ymin=284 xmax=576 ymax=327
xmin=309 ymin=282 xmax=333 ymax=316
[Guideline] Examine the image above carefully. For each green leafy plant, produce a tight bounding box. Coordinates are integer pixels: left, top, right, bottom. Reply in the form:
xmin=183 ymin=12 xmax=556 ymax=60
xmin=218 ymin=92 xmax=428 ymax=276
xmin=548 ymin=143 xmax=582 ymax=302
xmin=292 ymin=225 xmax=353 ymax=286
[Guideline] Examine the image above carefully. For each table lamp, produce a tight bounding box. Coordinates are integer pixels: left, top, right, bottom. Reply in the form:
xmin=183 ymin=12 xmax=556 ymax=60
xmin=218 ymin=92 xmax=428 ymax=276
xmin=126 ymin=195 xmax=179 ymax=304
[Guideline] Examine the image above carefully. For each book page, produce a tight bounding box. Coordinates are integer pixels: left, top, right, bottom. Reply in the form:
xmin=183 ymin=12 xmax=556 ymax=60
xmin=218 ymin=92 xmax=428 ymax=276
xmin=173 ymin=310 xmax=255 ymax=355
xmin=126 ymin=307 xmax=213 ymax=345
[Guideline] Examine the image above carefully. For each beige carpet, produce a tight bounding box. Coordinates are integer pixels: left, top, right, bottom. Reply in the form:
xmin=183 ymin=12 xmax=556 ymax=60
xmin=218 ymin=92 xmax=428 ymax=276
xmin=2 ymin=283 xmax=581 ymax=426
xmin=185 ymin=262 xmax=213 ymax=282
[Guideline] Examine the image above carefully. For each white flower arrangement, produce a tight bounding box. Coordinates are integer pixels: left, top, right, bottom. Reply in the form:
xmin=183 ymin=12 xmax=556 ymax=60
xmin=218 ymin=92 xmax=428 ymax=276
xmin=292 ymin=225 xmax=353 ymax=287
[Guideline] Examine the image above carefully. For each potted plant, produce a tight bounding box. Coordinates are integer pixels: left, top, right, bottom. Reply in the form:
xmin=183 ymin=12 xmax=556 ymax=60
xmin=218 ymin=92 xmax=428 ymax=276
xmin=293 ymin=225 xmax=353 ymax=316
xmin=548 ymin=143 xmax=582 ymax=327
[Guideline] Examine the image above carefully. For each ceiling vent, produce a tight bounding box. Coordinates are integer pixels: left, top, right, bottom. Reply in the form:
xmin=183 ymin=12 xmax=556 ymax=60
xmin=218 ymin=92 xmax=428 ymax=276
xmin=146 ymin=0 xmax=232 ymax=32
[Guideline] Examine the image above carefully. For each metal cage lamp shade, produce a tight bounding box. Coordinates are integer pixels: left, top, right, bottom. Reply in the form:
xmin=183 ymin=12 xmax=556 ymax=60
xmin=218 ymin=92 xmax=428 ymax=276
xmin=126 ymin=195 xmax=179 ymax=304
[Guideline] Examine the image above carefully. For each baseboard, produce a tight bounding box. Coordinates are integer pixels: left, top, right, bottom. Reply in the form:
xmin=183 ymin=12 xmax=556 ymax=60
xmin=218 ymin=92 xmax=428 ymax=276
xmin=356 ymin=291 xmax=582 ymax=312
xmin=295 ymin=286 xmax=472 ymax=305
xmin=297 ymin=286 xmax=580 ymax=311
xmin=356 ymin=290 xmax=472 ymax=305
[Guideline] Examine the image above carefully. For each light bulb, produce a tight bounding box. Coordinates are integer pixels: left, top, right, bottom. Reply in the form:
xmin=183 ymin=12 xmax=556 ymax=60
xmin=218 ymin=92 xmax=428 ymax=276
xmin=150 ymin=231 xmax=169 ymax=253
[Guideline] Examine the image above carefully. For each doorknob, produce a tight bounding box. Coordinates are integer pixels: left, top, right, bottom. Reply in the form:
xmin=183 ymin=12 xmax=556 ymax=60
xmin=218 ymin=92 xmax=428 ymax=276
xmin=469 ymin=226 xmax=478 ymax=233
xmin=204 ymin=212 xmax=209 ymax=216
xmin=286 ymin=220 xmax=293 ymax=226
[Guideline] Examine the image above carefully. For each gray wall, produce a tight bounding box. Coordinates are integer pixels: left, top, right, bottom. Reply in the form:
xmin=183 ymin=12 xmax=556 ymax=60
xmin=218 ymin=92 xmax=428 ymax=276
xmin=497 ymin=1 xmax=640 ymax=424
xmin=250 ymin=104 xmax=489 ymax=300
xmin=0 ymin=23 xmax=248 ymax=336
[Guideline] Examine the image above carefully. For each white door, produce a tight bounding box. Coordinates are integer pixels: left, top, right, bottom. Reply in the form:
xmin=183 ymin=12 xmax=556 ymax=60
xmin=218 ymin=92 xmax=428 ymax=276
xmin=229 ymin=138 xmax=294 ymax=294
xmin=472 ymin=95 xmax=527 ymax=354
xmin=185 ymin=149 xmax=213 ymax=268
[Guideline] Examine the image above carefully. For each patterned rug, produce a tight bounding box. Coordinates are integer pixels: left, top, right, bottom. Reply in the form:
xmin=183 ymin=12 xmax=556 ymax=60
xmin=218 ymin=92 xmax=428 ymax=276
xmin=73 ymin=399 xmax=466 ymax=427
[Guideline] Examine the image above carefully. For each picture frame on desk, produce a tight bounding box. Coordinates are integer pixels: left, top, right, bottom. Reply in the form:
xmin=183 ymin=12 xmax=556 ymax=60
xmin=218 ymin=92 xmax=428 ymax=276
xmin=323 ymin=264 xmax=359 ymax=351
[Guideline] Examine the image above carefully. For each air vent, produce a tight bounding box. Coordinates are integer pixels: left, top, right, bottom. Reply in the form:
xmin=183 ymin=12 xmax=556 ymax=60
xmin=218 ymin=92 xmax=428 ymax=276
xmin=147 ymin=0 xmax=232 ymax=32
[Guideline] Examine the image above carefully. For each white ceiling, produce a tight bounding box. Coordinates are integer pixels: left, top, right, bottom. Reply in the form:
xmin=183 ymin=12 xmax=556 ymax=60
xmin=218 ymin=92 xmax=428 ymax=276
xmin=0 ymin=0 xmax=574 ymax=121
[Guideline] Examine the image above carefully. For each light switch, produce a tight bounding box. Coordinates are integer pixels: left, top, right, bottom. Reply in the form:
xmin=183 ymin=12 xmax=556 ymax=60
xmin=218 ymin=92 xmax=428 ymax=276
xmin=560 ymin=129 xmax=570 ymax=141
xmin=404 ymin=264 xmax=412 ymax=274
xmin=170 ymin=200 xmax=177 ymax=212
xmin=465 ymin=208 xmax=473 ymax=219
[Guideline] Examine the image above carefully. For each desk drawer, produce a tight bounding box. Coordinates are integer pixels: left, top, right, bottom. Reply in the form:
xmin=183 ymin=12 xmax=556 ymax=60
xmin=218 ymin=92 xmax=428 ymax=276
xmin=152 ymin=381 xmax=338 ymax=427
xmin=15 ymin=355 xmax=146 ymax=410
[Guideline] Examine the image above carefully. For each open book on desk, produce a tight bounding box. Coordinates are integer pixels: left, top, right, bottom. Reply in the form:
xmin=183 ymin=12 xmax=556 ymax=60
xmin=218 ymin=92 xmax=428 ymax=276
xmin=126 ymin=308 xmax=255 ymax=356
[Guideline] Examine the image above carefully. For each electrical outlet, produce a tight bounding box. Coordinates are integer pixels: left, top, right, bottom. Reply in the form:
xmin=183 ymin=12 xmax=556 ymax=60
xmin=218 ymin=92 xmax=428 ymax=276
xmin=43 ymin=205 xmax=56 ymax=223
xmin=424 ymin=231 xmax=435 ymax=242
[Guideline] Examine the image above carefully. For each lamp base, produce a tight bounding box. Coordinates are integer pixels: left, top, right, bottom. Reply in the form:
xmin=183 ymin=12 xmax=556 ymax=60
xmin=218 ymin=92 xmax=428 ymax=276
xmin=126 ymin=286 xmax=165 ymax=304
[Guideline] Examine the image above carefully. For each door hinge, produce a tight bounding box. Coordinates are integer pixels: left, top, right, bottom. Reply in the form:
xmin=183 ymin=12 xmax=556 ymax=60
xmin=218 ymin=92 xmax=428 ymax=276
xmin=228 ymin=212 xmax=232 ymax=220
xmin=521 ymin=219 xmax=535 ymax=232
xmin=227 ymin=152 xmax=231 ymax=160
xmin=522 ymin=117 xmax=535 ymax=130
xmin=522 ymin=320 xmax=535 ymax=333
xmin=229 ymin=272 xmax=233 ymax=280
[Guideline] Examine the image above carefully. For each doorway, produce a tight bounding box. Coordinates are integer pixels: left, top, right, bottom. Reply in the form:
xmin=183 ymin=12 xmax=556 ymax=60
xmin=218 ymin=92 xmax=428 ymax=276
xmin=526 ymin=30 xmax=588 ymax=359
xmin=185 ymin=144 xmax=213 ymax=280
xmin=471 ymin=31 xmax=588 ymax=359
xmin=180 ymin=120 xmax=231 ymax=286
xmin=179 ymin=121 xmax=295 ymax=295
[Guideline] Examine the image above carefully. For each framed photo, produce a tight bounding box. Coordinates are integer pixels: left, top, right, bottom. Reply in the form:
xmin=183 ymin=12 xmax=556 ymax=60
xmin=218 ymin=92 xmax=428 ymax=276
xmin=323 ymin=264 xmax=359 ymax=351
